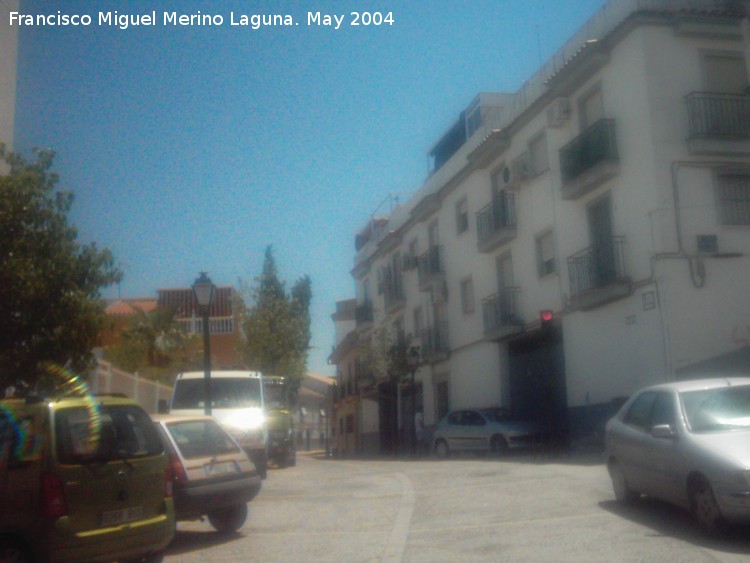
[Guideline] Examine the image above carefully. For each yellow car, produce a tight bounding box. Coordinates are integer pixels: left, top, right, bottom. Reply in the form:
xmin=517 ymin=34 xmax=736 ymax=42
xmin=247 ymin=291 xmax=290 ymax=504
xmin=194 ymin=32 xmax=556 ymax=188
xmin=0 ymin=394 xmax=175 ymax=562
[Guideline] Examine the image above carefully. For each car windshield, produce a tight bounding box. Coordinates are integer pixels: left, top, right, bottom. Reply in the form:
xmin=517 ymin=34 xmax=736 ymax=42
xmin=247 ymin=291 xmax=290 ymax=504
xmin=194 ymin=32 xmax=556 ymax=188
xmin=172 ymin=378 xmax=262 ymax=409
xmin=55 ymin=405 xmax=163 ymax=465
xmin=165 ymin=420 xmax=240 ymax=458
xmin=479 ymin=408 xmax=512 ymax=423
xmin=681 ymin=384 xmax=750 ymax=433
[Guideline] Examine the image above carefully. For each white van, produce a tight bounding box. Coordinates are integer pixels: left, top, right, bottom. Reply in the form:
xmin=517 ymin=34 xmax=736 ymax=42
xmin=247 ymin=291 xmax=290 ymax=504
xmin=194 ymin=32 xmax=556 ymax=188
xmin=169 ymin=371 xmax=268 ymax=479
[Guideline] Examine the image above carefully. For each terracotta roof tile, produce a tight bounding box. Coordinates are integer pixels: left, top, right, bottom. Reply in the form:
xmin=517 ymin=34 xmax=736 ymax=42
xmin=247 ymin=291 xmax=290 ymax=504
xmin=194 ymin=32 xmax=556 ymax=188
xmin=105 ymin=299 xmax=157 ymax=316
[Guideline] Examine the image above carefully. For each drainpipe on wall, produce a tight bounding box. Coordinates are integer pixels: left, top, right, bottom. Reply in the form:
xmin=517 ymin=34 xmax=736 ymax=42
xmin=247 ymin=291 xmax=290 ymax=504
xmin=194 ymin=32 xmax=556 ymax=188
xmin=650 ymin=160 xmax=747 ymax=380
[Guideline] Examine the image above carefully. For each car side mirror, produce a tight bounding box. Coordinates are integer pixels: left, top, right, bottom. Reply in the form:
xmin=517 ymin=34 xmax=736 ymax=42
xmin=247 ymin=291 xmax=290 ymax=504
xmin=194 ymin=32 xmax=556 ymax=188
xmin=651 ymin=424 xmax=676 ymax=439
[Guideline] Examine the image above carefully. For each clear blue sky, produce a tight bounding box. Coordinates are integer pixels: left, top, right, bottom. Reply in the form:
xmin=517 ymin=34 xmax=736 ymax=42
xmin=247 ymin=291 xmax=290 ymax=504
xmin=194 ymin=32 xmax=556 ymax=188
xmin=14 ymin=0 xmax=606 ymax=376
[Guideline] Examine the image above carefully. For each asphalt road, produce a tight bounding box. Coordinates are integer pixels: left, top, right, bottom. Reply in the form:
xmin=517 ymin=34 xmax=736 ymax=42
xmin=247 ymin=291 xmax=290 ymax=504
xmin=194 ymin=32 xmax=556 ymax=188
xmin=164 ymin=450 xmax=750 ymax=562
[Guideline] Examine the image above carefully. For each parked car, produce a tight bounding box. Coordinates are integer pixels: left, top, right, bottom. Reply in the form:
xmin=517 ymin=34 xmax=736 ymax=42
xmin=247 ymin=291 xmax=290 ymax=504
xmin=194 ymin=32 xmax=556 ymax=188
xmin=151 ymin=414 xmax=262 ymax=534
xmin=604 ymin=377 xmax=750 ymax=534
xmin=0 ymin=394 xmax=175 ymax=562
xmin=432 ymin=408 xmax=544 ymax=458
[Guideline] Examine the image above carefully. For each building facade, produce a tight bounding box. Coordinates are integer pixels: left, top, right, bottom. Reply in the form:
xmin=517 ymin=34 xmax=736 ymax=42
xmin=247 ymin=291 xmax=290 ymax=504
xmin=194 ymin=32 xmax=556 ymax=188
xmin=157 ymin=286 xmax=243 ymax=368
xmin=342 ymin=0 xmax=750 ymax=448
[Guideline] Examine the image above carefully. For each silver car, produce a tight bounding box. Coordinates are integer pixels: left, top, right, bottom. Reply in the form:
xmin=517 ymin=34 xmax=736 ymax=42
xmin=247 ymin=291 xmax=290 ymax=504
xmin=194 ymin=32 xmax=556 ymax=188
xmin=433 ymin=408 xmax=543 ymax=458
xmin=605 ymin=377 xmax=750 ymax=534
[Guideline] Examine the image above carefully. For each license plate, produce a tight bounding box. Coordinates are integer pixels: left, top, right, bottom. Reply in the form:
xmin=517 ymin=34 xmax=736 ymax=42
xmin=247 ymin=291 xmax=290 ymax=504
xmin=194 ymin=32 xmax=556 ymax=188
xmin=101 ymin=506 xmax=143 ymax=526
xmin=204 ymin=461 xmax=238 ymax=476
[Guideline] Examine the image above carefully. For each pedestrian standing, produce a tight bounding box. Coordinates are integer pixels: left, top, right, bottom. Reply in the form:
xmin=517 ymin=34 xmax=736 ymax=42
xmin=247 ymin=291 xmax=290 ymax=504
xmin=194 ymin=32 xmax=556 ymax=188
xmin=414 ymin=409 xmax=425 ymax=454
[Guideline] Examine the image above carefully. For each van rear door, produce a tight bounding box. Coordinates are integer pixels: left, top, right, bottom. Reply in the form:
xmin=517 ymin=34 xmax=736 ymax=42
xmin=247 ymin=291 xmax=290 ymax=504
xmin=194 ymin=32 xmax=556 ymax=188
xmin=52 ymin=404 xmax=167 ymax=535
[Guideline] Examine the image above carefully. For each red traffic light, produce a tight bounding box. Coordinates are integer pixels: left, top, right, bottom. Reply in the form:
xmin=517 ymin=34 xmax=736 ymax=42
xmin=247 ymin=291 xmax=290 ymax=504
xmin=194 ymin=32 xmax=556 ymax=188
xmin=540 ymin=310 xmax=554 ymax=323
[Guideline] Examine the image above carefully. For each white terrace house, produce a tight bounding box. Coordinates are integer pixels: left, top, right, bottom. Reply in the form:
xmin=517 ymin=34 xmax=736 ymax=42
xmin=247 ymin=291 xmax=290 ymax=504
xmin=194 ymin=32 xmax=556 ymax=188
xmin=347 ymin=0 xmax=750 ymax=447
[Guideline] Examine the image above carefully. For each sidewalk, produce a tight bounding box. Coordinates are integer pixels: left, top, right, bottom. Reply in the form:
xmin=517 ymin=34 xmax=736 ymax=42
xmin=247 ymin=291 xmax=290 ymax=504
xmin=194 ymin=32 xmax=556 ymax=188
xmin=297 ymin=446 xmax=604 ymax=465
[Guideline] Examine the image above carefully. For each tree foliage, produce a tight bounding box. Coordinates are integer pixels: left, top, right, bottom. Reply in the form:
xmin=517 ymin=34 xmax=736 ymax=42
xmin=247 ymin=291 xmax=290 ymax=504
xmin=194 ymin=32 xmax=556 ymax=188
xmin=106 ymin=306 xmax=200 ymax=383
xmin=356 ymin=328 xmax=413 ymax=385
xmin=0 ymin=146 xmax=123 ymax=392
xmin=240 ymin=246 xmax=312 ymax=398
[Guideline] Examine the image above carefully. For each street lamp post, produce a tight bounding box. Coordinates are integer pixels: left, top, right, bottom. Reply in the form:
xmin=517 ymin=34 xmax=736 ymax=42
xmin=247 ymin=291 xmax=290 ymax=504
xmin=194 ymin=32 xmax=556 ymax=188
xmin=406 ymin=346 xmax=421 ymax=456
xmin=192 ymin=272 xmax=216 ymax=416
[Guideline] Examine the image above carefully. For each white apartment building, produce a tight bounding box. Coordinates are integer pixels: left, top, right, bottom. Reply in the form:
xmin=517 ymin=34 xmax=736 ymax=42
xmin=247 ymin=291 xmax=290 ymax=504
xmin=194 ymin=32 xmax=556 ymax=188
xmin=337 ymin=0 xmax=750 ymax=451
xmin=0 ymin=0 xmax=19 ymax=153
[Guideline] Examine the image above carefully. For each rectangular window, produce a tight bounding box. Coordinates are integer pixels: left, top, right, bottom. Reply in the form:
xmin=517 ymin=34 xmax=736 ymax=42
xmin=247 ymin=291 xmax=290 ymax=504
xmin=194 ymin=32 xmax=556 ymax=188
xmin=529 ymin=134 xmax=548 ymax=177
xmin=436 ymin=380 xmax=450 ymax=422
xmin=717 ymin=174 xmax=750 ymax=225
xmin=579 ymin=87 xmax=604 ymax=131
xmin=392 ymin=317 xmax=405 ymax=347
xmin=455 ymin=198 xmax=469 ymax=235
xmin=536 ymin=231 xmax=556 ymax=277
xmin=413 ymin=306 xmax=423 ymax=339
xmin=409 ymin=239 xmax=418 ymax=260
xmin=703 ymin=52 xmax=748 ymax=93
xmin=460 ymin=277 xmax=475 ymax=314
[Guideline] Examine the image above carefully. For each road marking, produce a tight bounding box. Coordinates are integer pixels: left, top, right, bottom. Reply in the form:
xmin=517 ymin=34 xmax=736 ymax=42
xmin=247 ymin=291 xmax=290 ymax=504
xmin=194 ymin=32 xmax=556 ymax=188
xmin=381 ymin=472 xmax=415 ymax=563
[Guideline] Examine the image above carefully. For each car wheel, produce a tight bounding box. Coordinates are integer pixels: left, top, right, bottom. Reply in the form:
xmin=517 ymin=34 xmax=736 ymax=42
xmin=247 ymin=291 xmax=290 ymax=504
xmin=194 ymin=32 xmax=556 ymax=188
xmin=121 ymin=549 xmax=164 ymax=563
xmin=0 ymin=538 xmax=33 ymax=563
xmin=690 ymin=477 xmax=725 ymax=535
xmin=276 ymin=453 xmax=287 ymax=469
xmin=208 ymin=503 xmax=248 ymax=534
xmin=434 ymin=439 xmax=450 ymax=459
xmin=490 ymin=435 xmax=508 ymax=455
xmin=608 ymin=460 xmax=639 ymax=504
xmin=256 ymin=450 xmax=268 ymax=479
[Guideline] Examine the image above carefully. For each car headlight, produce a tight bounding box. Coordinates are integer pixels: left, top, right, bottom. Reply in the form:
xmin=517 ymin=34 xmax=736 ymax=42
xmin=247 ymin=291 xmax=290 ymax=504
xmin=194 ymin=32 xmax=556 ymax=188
xmin=222 ymin=409 xmax=266 ymax=432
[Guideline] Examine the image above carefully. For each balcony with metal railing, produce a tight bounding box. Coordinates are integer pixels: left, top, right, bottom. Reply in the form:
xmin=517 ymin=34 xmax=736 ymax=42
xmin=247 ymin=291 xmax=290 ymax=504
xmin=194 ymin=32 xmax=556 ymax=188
xmin=355 ymin=361 xmax=376 ymax=388
xmin=177 ymin=316 xmax=235 ymax=335
xmin=417 ymin=246 xmax=444 ymax=290
xmin=567 ymin=236 xmax=631 ymax=310
xmin=383 ymin=274 xmax=406 ymax=315
xmin=355 ymin=302 xmax=374 ymax=330
xmin=476 ymin=192 xmax=517 ymax=253
xmin=686 ymin=92 xmax=750 ymax=156
xmin=560 ymin=119 xmax=619 ymax=200
xmin=420 ymin=322 xmax=450 ymax=363
xmin=482 ymin=287 xmax=524 ymax=341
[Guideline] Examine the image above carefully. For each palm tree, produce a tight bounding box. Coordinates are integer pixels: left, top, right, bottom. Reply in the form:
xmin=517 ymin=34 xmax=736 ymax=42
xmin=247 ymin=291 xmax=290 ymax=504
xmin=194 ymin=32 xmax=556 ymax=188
xmin=124 ymin=305 xmax=186 ymax=367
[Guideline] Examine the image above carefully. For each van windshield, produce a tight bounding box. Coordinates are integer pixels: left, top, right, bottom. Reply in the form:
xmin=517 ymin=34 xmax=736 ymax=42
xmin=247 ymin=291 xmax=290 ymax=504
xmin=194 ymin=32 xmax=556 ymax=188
xmin=172 ymin=378 xmax=262 ymax=409
xmin=263 ymin=378 xmax=287 ymax=410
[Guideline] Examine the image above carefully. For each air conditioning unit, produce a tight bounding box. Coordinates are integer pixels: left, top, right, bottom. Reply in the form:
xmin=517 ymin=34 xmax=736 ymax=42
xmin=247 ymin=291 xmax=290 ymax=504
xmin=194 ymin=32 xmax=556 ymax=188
xmin=546 ymin=97 xmax=571 ymax=128
xmin=501 ymin=154 xmax=530 ymax=188
xmin=697 ymin=234 xmax=718 ymax=254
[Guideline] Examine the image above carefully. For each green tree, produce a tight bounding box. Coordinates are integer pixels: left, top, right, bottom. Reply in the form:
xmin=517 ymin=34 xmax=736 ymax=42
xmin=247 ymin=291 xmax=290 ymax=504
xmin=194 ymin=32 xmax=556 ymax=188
xmin=106 ymin=306 xmax=198 ymax=383
xmin=356 ymin=328 xmax=415 ymax=454
xmin=0 ymin=146 xmax=123 ymax=392
xmin=125 ymin=305 xmax=187 ymax=367
xmin=240 ymin=246 xmax=312 ymax=398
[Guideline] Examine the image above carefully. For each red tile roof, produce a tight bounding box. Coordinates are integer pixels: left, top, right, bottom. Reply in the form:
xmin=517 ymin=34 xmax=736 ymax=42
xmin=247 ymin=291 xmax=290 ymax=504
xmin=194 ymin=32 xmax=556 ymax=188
xmin=105 ymin=299 xmax=157 ymax=316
